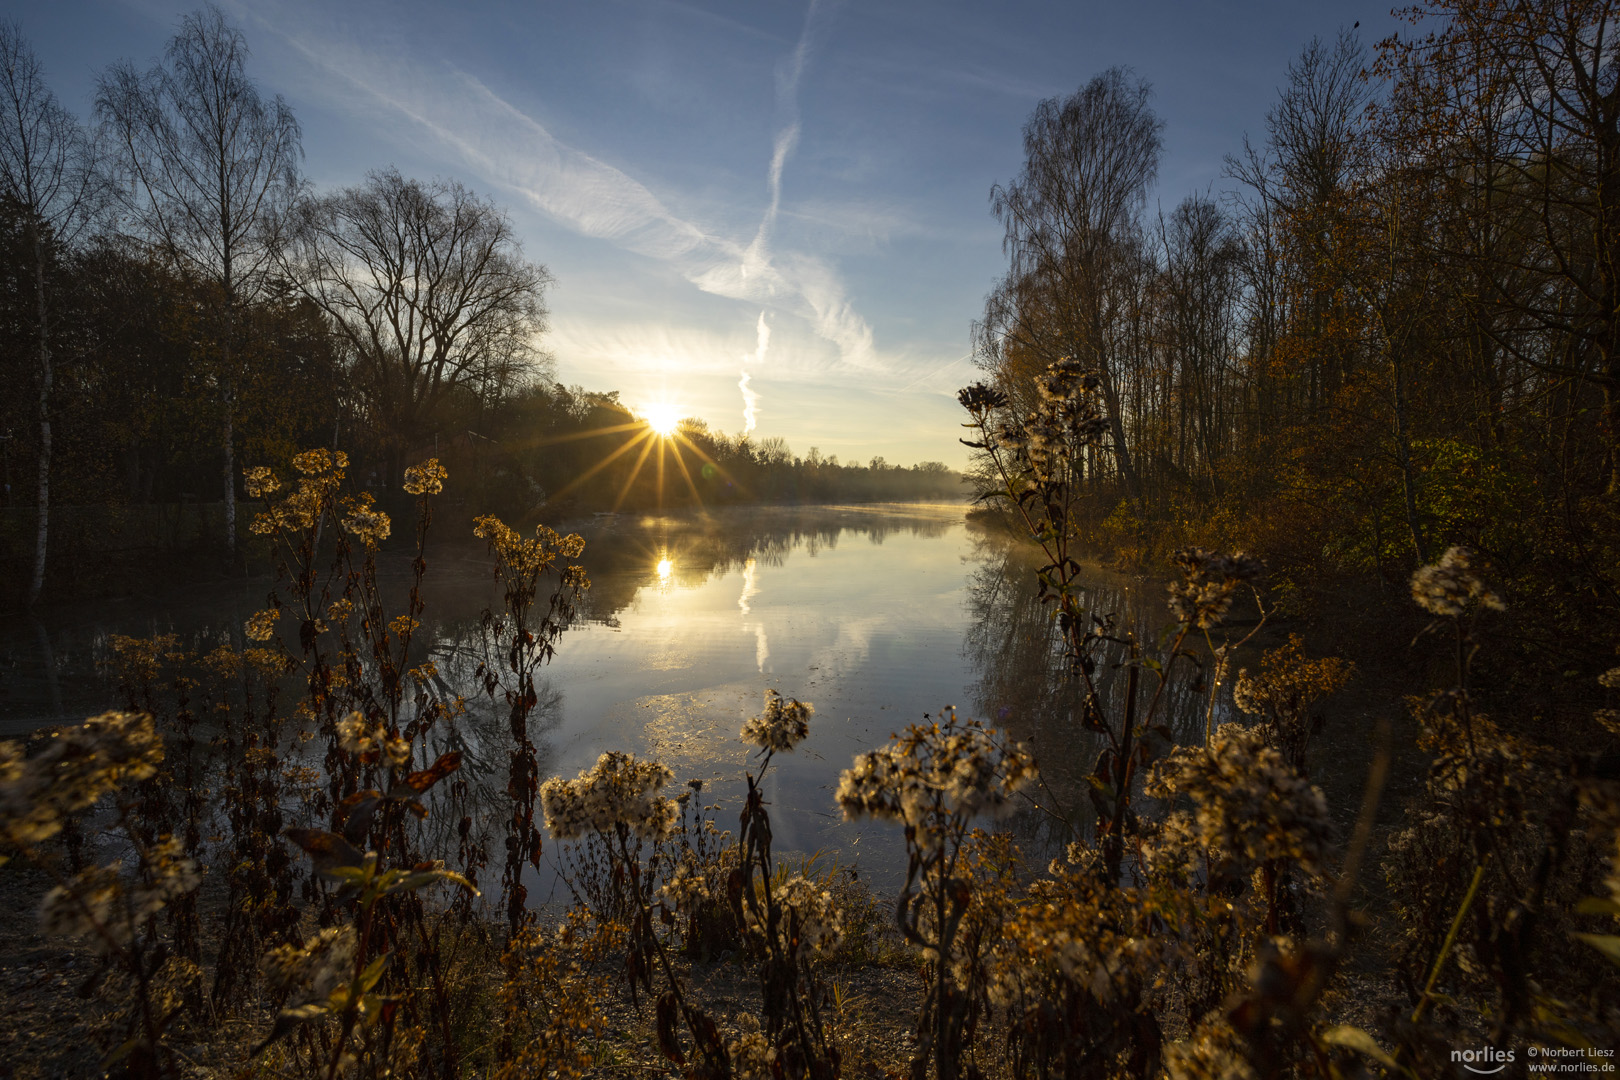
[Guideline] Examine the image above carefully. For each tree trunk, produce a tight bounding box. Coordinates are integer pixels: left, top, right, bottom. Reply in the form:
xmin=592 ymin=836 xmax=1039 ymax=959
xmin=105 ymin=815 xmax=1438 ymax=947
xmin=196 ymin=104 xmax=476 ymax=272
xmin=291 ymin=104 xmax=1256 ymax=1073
xmin=27 ymin=226 xmax=52 ymax=608
xmin=1390 ymin=343 xmax=1429 ymax=565
xmin=222 ymin=372 xmax=236 ymax=556
xmin=220 ymin=260 xmax=237 ymax=560
xmin=1097 ymin=357 xmax=1142 ymax=500
xmin=34 ymin=617 xmax=60 ymax=719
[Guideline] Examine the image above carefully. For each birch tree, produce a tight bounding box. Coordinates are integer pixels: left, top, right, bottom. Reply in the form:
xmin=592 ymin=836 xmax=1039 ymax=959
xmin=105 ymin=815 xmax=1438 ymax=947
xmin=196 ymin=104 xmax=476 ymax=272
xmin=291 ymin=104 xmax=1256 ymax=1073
xmin=0 ymin=22 xmax=104 ymax=605
xmin=96 ymin=3 xmax=300 ymax=554
xmin=986 ymin=68 xmax=1163 ymax=499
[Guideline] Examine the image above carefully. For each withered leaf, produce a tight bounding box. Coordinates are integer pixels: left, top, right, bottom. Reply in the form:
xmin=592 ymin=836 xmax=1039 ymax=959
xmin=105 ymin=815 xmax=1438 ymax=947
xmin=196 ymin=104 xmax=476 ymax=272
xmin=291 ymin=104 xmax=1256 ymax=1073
xmin=389 ymin=751 xmax=463 ymax=796
xmin=284 ymin=827 xmax=366 ymax=875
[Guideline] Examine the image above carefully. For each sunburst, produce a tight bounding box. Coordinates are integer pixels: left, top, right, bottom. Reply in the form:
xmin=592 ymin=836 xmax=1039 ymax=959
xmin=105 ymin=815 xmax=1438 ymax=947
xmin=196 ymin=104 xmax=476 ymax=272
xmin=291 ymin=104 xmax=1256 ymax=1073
xmin=476 ymin=396 xmax=743 ymax=512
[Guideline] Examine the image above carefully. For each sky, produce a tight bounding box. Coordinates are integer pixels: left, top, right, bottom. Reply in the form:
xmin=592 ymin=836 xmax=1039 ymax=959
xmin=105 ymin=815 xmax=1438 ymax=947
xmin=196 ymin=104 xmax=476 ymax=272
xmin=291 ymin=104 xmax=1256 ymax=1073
xmin=6 ymin=0 xmax=1407 ymax=469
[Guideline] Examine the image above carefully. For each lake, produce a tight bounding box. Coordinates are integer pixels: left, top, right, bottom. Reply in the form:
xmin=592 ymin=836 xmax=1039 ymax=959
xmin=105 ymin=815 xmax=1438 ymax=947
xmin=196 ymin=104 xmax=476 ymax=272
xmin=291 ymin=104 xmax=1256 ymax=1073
xmin=1 ymin=501 xmax=1200 ymax=893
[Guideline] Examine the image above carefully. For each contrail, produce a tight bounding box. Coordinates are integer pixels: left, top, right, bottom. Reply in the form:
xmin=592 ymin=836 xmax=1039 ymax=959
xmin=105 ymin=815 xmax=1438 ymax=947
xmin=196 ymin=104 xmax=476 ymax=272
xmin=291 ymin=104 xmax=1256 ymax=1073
xmin=895 ymin=351 xmax=973 ymax=394
xmin=741 ymin=0 xmax=817 ymax=283
xmin=739 ymin=311 xmax=769 ymax=435
xmin=739 ymin=372 xmax=757 ymax=435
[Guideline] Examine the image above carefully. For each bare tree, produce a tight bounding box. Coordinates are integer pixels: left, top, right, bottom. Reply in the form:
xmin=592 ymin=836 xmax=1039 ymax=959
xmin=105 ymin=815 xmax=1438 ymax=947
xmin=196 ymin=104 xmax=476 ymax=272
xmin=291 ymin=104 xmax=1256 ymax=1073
xmin=1268 ymin=31 xmax=1374 ymax=221
xmin=1223 ymin=136 xmax=1293 ymax=435
xmin=1264 ymin=30 xmax=1373 ymax=412
xmin=986 ymin=67 xmax=1163 ymax=499
xmin=283 ymin=168 xmax=552 ymax=473
xmin=1398 ymin=0 xmax=1620 ymax=490
xmin=0 ymin=22 xmax=105 ymax=605
xmin=96 ymin=3 xmax=301 ymax=554
xmin=1158 ymin=194 xmax=1242 ymax=499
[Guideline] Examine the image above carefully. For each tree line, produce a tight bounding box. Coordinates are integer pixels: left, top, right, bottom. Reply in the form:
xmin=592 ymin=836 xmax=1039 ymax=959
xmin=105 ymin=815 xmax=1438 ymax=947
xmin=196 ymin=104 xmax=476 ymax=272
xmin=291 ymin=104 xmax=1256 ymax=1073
xmin=969 ymin=0 xmax=1620 ymax=669
xmin=0 ymin=5 xmax=959 ymax=606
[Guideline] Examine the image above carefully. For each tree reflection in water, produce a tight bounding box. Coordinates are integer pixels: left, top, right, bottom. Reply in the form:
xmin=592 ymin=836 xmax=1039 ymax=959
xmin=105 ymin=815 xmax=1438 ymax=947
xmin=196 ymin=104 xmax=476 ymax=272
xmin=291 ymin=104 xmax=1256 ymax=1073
xmin=411 ymin=629 xmax=568 ymax=891
xmin=15 ymin=504 xmax=1240 ymax=889
xmin=395 ymin=502 xmax=972 ymax=896
xmin=964 ymin=533 xmax=1225 ymax=862
xmin=572 ymin=503 xmax=959 ymax=621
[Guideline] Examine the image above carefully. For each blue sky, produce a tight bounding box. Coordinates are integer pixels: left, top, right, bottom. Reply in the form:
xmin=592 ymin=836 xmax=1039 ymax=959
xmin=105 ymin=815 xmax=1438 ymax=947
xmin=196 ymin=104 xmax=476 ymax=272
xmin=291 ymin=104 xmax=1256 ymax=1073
xmin=9 ymin=0 xmax=1403 ymax=468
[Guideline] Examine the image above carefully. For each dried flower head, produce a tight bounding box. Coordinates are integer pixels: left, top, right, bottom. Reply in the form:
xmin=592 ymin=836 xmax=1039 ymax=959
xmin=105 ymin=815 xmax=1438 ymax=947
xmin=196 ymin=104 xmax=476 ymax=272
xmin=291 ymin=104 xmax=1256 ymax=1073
xmin=244 ymin=608 xmax=280 ymax=643
xmin=1230 ymin=636 xmax=1354 ymax=768
xmin=740 ymin=689 xmax=814 ymax=753
xmin=728 ymin=1013 xmax=778 ymax=1080
xmin=243 ymin=466 xmax=280 ymax=498
xmin=263 ymin=926 xmax=358 ymax=1005
xmin=1165 ymin=1016 xmax=1259 ymax=1080
xmin=657 ymin=855 xmax=713 ymax=909
xmin=250 ymin=448 xmax=350 ymax=535
xmin=336 ymin=711 xmax=412 ymax=768
xmin=38 ymin=835 xmax=199 ymax=953
xmin=1410 ymin=546 xmax=1505 ymax=617
xmin=38 ymin=863 xmax=125 ymax=945
xmin=540 ymin=751 xmax=678 ymax=841
xmin=475 ymin=515 xmax=588 ymax=579
xmin=956 ymin=382 xmax=1009 ymax=414
xmin=403 ymin=457 xmax=447 ymax=496
xmin=986 ymin=866 xmax=1173 ymax=1018
xmin=836 ymin=710 xmax=1037 ymax=850
xmin=0 ymin=713 xmax=162 ymax=849
xmin=106 ymin=634 xmax=174 ymax=686
xmin=129 ymin=836 xmax=201 ymax=924
xmin=963 ymin=359 xmax=1108 ymax=480
xmin=1035 ymin=355 xmax=1101 ymax=404
xmin=340 ymin=493 xmax=391 ymax=547
xmin=1146 ymin=723 xmax=1332 ymax=877
xmin=745 ymin=874 xmax=844 ymax=958
xmin=1167 ymin=548 xmax=1263 ymax=629
xmin=292 ymin=448 xmax=347 ymax=476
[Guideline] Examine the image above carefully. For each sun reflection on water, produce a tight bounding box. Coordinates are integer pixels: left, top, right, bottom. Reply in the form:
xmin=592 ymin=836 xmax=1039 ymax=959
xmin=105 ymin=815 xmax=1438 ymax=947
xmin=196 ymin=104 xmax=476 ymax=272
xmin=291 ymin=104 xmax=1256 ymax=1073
xmin=655 ymin=555 xmax=673 ymax=587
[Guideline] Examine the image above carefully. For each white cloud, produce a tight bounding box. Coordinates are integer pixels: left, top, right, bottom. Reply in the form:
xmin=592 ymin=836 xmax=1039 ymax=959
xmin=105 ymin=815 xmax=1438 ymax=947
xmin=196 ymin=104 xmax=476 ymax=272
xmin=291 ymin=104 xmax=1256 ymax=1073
xmin=240 ymin=0 xmax=887 ymax=372
xmin=548 ymin=317 xmax=794 ymax=380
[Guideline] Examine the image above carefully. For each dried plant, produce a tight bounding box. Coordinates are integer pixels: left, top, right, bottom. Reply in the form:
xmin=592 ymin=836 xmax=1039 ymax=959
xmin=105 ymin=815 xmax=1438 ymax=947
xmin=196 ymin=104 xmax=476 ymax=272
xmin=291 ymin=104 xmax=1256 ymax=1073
xmin=12 ymin=440 xmax=1609 ymax=1080
xmin=734 ymin=689 xmax=841 ymax=1080
xmin=838 ymin=708 xmax=1036 ymax=1080
xmin=960 ymin=362 xmax=1269 ymax=880
xmin=0 ymin=712 xmax=199 ymax=1078
xmin=475 ymin=514 xmax=589 ymax=933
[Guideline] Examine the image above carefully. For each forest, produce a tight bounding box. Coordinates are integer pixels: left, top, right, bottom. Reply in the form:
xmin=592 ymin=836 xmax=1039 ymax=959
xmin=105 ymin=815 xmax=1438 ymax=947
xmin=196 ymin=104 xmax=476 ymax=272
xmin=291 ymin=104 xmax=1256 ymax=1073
xmin=6 ymin=1 xmax=1620 ymax=1079
xmin=0 ymin=10 xmax=959 ymax=607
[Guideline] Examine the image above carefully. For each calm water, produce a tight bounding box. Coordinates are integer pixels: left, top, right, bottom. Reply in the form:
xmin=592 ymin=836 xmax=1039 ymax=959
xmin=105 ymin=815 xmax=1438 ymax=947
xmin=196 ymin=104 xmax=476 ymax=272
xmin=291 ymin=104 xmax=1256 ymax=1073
xmin=2 ymin=502 xmax=1199 ymax=891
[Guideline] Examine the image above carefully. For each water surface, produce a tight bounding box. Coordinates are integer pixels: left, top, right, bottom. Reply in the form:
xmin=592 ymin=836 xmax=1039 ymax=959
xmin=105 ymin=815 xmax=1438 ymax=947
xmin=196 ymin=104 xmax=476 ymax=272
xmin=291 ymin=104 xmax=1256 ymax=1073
xmin=3 ymin=502 xmax=1197 ymax=890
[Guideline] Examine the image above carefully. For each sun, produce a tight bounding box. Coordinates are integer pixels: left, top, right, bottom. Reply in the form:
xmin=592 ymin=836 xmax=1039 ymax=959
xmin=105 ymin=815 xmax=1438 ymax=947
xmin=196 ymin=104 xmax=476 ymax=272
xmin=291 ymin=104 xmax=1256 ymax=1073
xmin=643 ymin=401 xmax=681 ymax=437
xmin=526 ymin=391 xmax=736 ymax=513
